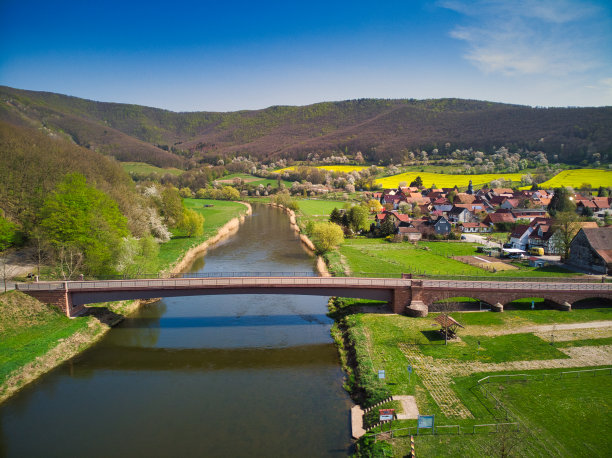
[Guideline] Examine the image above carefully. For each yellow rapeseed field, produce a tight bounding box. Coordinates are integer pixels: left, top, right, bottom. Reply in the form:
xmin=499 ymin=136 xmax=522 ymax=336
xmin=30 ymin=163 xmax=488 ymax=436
xmin=375 ymin=171 xmax=525 ymax=188
xmin=272 ymin=165 xmax=373 ymax=174
xmin=536 ymin=169 xmax=612 ymax=189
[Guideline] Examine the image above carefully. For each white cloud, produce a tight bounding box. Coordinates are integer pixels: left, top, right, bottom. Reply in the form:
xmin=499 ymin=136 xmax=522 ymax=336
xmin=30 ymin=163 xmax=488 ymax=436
xmin=440 ymin=0 xmax=609 ymax=76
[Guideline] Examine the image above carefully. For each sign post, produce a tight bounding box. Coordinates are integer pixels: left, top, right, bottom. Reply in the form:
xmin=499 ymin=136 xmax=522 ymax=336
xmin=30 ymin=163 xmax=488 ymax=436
xmin=417 ymin=415 xmax=435 ymax=434
xmin=378 ymin=370 xmax=385 ymax=380
xmin=407 ymin=365 xmax=412 ymax=384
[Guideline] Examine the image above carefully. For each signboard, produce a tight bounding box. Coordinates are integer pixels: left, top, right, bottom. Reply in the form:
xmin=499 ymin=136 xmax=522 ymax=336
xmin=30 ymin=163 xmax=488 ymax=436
xmin=379 ymin=409 xmax=395 ymax=421
xmin=378 ymin=370 xmax=385 ymax=379
xmin=417 ymin=415 xmax=435 ymax=433
xmin=407 ymin=365 xmax=412 ymax=374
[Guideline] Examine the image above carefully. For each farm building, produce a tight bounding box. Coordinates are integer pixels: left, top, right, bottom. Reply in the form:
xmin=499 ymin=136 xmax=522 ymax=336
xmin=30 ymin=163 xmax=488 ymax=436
xmin=566 ymin=227 xmax=612 ymax=275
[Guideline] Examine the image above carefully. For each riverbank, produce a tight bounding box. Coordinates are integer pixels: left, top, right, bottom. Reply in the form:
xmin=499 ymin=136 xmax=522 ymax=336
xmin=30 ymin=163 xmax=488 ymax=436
xmin=269 ymin=202 xmax=331 ymax=277
xmin=0 ymin=200 xmax=252 ymax=405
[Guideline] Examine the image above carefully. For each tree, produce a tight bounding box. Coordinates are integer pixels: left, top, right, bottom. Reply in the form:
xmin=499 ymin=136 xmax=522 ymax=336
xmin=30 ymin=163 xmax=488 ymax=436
xmin=548 ymin=187 xmax=575 ymax=216
xmin=310 ymin=222 xmax=344 ymax=253
xmin=366 ymin=199 xmax=383 ymax=213
xmin=221 ymin=186 xmax=240 ymax=201
xmin=347 ymin=205 xmax=370 ymax=233
xmin=380 ymin=218 xmax=396 ymax=237
xmin=117 ymin=235 xmax=160 ymax=277
xmin=178 ymin=208 xmax=205 ymax=237
xmin=329 ymin=208 xmax=343 ymax=225
xmin=552 ymin=211 xmax=581 ymax=260
xmin=179 ymin=187 xmax=193 ymax=198
xmin=410 ymin=176 xmax=423 ymax=188
xmin=0 ymin=215 xmax=18 ymax=251
xmin=160 ymin=187 xmax=184 ymax=226
xmin=39 ymin=173 xmax=129 ymax=276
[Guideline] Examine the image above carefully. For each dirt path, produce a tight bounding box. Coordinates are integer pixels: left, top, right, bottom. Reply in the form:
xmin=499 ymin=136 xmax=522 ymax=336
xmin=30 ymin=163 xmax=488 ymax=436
xmin=399 ymin=342 xmax=612 ymax=418
xmin=392 ymin=395 xmax=419 ymax=420
xmin=466 ymin=320 xmax=612 ymax=337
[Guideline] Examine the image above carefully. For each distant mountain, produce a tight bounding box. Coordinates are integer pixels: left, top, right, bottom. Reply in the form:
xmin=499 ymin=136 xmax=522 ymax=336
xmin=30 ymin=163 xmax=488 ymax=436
xmin=1 ymin=85 xmax=611 ymax=166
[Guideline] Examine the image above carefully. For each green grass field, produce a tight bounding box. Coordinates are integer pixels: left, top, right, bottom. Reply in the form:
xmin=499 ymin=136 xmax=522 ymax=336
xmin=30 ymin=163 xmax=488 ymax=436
xmin=157 ymin=198 xmax=249 ymax=269
xmin=0 ymin=291 xmax=92 ymax=386
xmin=332 ymin=238 xmax=581 ymax=278
xmin=121 ymin=161 xmax=184 ymax=176
xmin=216 ymin=173 xmax=293 ymax=188
xmin=343 ymin=309 xmax=612 ymax=456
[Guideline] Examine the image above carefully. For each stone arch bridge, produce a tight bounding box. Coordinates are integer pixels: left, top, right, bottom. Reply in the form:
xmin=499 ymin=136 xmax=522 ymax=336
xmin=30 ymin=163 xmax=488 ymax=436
xmin=16 ymin=275 xmax=612 ymax=318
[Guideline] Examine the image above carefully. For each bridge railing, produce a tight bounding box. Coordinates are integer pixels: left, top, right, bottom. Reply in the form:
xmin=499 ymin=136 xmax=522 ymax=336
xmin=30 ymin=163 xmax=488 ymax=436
xmin=15 ymin=276 xmax=411 ymax=291
xmin=353 ymin=272 xmax=606 ymax=283
xmin=421 ymin=279 xmax=612 ymax=291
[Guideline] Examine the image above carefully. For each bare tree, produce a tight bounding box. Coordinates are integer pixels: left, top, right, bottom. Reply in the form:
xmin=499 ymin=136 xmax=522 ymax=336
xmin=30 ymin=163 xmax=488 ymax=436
xmin=57 ymin=244 xmax=84 ymax=280
xmin=478 ymin=423 xmax=525 ymax=458
xmin=1 ymin=254 xmax=19 ymax=293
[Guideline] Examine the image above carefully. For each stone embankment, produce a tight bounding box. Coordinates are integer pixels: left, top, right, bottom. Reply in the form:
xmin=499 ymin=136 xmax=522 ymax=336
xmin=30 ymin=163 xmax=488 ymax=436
xmin=171 ymin=202 xmax=252 ymax=274
xmin=269 ymin=203 xmax=330 ymax=277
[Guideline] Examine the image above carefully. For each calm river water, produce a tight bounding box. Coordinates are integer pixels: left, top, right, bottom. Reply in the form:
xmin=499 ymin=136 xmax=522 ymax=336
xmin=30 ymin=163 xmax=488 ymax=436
xmin=0 ymin=205 xmax=352 ymax=457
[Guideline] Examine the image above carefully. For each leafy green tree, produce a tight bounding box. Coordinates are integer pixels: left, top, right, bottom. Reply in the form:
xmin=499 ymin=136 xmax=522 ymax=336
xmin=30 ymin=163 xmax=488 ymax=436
xmin=179 ymin=209 xmax=205 ymax=237
xmin=548 ymin=187 xmax=575 ymax=216
xmin=39 ymin=173 xmax=129 ymax=275
xmin=0 ymin=215 xmax=18 ymax=251
xmin=410 ymin=176 xmax=423 ymax=188
xmin=597 ymin=186 xmax=609 ymax=197
xmin=380 ymin=218 xmax=396 ymax=237
xmin=347 ymin=205 xmax=370 ymax=233
xmin=160 ymin=187 xmax=184 ymax=226
xmin=329 ymin=208 xmax=343 ymax=225
xmin=552 ymin=211 xmax=581 ymax=260
xmin=179 ymin=187 xmax=193 ymax=198
xmin=310 ymin=222 xmax=344 ymax=253
xmin=117 ymin=235 xmax=159 ymax=276
xmin=221 ymin=186 xmax=241 ymax=201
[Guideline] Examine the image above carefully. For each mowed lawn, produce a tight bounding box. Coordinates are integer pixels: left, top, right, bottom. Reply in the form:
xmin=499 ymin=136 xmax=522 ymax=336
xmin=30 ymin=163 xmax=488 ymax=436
xmin=157 ymin=198 xmax=249 ymax=269
xmin=295 ymin=199 xmax=348 ymax=226
xmin=334 ymin=238 xmax=581 ymax=278
xmin=345 ymin=310 xmax=612 ymax=456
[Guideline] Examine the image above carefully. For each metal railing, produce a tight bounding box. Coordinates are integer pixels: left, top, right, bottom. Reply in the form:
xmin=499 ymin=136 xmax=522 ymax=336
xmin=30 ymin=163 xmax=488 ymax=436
xmin=370 ymin=422 xmax=519 ymax=441
xmin=15 ymin=276 xmax=411 ymax=291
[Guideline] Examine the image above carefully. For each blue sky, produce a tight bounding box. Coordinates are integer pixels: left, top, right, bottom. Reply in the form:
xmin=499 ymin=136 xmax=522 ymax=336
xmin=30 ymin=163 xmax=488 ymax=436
xmin=1 ymin=0 xmax=611 ymax=112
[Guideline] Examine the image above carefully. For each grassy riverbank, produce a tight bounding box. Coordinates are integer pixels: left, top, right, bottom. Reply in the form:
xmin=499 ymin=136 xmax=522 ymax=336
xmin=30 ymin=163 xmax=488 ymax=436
xmin=333 ymin=299 xmax=612 ymax=456
xmin=0 ymin=198 xmax=250 ymax=404
xmin=157 ymin=198 xmax=250 ymax=270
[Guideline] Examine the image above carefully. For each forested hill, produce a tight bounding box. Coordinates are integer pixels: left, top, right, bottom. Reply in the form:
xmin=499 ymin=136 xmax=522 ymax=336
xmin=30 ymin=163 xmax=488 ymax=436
xmin=1 ymin=85 xmax=611 ymax=166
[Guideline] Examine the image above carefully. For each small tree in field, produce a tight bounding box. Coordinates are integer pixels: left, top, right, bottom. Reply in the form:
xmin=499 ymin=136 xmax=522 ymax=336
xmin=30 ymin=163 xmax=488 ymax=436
xmin=179 ymin=209 xmax=205 ymax=237
xmin=310 ymin=222 xmax=344 ymax=254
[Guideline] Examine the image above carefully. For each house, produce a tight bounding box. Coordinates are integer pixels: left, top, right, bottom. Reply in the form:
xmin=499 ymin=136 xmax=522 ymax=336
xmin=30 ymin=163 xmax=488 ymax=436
xmin=509 ymin=224 xmax=532 ymax=250
xmin=511 ymin=208 xmax=548 ymax=221
xmin=460 ymin=222 xmax=492 ymax=233
xmin=448 ymin=206 xmax=474 ymax=223
xmin=397 ymin=225 xmax=422 ymax=241
xmin=566 ymin=227 xmax=612 ymax=274
xmin=482 ymin=211 xmax=515 ymax=228
xmin=412 ymin=215 xmax=452 ymax=236
xmin=500 ymin=198 xmax=520 ymax=210
xmin=546 ymin=221 xmax=599 ymax=255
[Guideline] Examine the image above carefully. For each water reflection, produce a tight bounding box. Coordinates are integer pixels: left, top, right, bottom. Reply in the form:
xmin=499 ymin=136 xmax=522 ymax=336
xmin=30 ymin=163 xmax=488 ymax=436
xmin=0 ymin=204 xmax=351 ymax=457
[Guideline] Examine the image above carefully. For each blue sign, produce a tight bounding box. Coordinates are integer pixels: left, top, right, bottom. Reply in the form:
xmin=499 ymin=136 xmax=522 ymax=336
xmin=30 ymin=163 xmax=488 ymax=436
xmin=417 ymin=415 xmax=435 ymax=432
xmin=407 ymin=365 xmax=413 ymax=374
xmin=378 ymin=370 xmax=385 ymax=379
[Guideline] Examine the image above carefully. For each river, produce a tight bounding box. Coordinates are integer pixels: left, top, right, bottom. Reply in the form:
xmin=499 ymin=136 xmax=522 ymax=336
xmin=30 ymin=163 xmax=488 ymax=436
xmin=0 ymin=204 xmax=352 ymax=457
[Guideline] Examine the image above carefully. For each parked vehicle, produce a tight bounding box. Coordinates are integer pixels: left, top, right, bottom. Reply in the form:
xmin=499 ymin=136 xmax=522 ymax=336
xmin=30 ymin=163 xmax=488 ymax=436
xmin=529 ymin=247 xmax=544 ymax=256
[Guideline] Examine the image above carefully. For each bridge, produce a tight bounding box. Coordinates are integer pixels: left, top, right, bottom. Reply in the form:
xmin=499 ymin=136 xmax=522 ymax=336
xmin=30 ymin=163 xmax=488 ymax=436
xmin=16 ymin=273 xmax=612 ymax=318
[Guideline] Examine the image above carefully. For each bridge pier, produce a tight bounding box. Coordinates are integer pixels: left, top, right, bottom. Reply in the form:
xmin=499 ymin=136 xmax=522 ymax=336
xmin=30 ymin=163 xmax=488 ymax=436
xmin=22 ymin=285 xmax=85 ymax=318
xmin=406 ymin=301 xmax=428 ymax=317
xmin=559 ymin=301 xmax=572 ymax=311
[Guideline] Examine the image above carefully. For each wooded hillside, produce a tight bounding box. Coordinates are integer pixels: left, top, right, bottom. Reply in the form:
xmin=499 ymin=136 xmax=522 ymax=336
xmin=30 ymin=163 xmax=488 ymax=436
xmin=1 ymin=86 xmax=611 ymax=166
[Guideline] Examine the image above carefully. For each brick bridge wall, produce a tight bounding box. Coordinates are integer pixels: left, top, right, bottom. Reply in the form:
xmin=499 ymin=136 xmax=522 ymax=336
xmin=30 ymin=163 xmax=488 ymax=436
xmin=25 ymin=288 xmax=85 ymax=318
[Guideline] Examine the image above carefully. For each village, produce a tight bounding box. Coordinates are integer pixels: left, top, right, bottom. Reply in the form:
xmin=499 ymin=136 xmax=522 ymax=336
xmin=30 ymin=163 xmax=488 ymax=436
xmin=364 ymin=180 xmax=612 ymax=275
